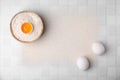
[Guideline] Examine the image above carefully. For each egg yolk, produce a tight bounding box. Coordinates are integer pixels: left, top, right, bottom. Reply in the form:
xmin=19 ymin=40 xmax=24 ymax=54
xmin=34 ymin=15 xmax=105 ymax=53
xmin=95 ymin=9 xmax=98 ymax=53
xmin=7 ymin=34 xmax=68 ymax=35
xmin=21 ymin=22 xmax=33 ymax=34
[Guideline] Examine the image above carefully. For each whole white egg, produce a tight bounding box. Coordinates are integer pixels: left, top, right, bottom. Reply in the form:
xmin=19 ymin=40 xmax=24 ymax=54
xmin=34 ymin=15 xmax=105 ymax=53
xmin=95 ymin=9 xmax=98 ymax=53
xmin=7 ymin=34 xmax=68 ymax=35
xmin=92 ymin=42 xmax=105 ymax=55
xmin=76 ymin=56 xmax=90 ymax=70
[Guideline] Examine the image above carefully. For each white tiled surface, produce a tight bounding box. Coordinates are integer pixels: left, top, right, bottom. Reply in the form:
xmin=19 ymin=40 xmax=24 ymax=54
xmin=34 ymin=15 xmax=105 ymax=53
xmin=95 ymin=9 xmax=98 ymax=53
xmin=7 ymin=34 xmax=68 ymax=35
xmin=0 ymin=0 xmax=120 ymax=80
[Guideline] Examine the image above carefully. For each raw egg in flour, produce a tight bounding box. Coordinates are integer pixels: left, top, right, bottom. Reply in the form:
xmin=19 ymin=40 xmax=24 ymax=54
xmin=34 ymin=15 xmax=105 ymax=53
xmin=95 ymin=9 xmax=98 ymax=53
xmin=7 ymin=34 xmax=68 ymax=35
xmin=10 ymin=11 xmax=44 ymax=43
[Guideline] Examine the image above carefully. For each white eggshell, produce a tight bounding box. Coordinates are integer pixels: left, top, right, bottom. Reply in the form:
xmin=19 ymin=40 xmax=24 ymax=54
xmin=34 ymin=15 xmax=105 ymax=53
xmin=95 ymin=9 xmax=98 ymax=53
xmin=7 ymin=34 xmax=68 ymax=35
xmin=92 ymin=42 xmax=105 ymax=55
xmin=76 ymin=56 xmax=89 ymax=70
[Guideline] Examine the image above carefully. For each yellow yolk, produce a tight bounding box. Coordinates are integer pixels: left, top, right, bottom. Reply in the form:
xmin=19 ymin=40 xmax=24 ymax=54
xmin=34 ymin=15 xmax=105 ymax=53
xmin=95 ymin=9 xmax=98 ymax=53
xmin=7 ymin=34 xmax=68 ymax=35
xmin=21 ymin=22 xmax=33 ymax=34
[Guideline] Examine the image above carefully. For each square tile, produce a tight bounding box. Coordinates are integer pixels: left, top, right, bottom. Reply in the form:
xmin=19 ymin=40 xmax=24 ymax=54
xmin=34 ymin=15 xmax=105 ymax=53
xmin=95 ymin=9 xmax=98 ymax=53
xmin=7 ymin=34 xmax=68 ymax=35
xmin=107 ymin=67 xmax=116 ymax=77
xmin=106 ymin=16 xmax=116 ymax=25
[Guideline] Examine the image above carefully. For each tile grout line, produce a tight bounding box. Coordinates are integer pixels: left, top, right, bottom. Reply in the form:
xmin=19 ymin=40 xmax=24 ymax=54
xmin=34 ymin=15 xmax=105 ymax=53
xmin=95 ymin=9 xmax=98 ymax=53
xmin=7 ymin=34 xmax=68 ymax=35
xmin=115 ymin=0 xmax=118 ymax=79
xmin=105 ymin=0 xmax=108 ymax=80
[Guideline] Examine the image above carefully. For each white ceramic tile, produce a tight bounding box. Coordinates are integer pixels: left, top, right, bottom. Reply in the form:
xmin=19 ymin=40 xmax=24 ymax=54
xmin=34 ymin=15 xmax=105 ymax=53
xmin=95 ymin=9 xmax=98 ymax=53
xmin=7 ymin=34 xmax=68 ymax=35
xmin=98 ymin=77 xmax=107 ymax=80
xmin=0 ymin=0 xmax=120 ymax=80
xmin=107 ymin=67 xmax=117 ymax=77
xmin=97 ymin=16 xmax=106 ymax=25
xmin=107 ymin=16 xmax=116 ymax=25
